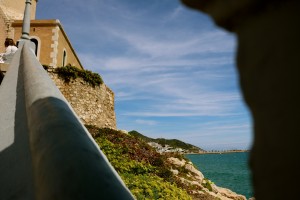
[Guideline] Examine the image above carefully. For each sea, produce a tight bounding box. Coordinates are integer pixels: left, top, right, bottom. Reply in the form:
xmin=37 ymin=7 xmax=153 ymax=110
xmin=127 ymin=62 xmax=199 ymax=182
xmin=186 ymin=152 xmax=253 ymax=199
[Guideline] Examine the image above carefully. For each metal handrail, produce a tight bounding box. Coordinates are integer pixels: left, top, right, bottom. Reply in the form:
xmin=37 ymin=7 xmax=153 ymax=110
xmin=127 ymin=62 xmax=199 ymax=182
xmin=0 ymin=0 xmax=134 ymax=199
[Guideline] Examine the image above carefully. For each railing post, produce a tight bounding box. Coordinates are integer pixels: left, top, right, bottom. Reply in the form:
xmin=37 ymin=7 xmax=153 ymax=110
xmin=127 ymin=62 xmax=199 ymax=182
xmin=21 ymin=0 xmax=32 ymax=40
xmin=19 ymin=0 xmax=36 ymax=56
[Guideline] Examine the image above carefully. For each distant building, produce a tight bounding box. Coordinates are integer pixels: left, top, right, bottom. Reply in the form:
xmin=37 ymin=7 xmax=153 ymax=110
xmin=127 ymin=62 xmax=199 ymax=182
xmin=0 ymin=0 xmax=83 ymax=69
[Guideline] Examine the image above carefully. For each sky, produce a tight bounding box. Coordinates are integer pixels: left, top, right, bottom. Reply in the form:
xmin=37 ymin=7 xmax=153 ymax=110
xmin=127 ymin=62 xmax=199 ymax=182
xmin=36 ymin=0 xmax=253 ymax=151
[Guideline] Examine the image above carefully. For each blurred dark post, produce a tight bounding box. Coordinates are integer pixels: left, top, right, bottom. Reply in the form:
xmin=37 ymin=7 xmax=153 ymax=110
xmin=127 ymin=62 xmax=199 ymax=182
xmin=181 ymin=0 xmax=300 ymax=199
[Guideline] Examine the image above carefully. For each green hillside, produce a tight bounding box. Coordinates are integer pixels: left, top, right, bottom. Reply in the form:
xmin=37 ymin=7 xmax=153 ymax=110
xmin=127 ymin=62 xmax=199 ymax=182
xmin=129 ymin=130 xmax=205 ymax=153
xmin=86 ymin=126 xmax=194 ymax=199
xmin=85 ymin=125 xmax=246 ymax=200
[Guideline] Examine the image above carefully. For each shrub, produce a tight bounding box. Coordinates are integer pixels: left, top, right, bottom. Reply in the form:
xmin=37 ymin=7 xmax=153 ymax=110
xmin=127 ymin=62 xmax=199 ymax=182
xmin=95 ymin=137 xmax=156 ymax=175
xmin=86 ymin=125 xmax=194 ymax=199
xmin=55 ymin=65 xmax=103 ymax=87
xmin=121 ymin=174 xmax=192 ymax=200
xmin=202 ymin=178 xmax=214 ymax=191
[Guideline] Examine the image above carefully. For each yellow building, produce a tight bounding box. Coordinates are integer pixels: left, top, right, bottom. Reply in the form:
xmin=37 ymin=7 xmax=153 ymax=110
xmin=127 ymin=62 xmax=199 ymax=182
xmin=0 ymin=0 xmax=83 ymax=69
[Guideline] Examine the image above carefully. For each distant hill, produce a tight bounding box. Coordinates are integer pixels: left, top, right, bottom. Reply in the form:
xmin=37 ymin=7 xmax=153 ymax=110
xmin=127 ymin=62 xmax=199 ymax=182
xmin=128 ymin=130 xmax=205 ymax=153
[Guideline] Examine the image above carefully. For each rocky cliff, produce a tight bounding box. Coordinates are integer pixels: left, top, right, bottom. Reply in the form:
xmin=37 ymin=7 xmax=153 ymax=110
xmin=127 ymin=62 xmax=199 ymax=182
xmin=46 ymin=68 xmax=117 ymax=129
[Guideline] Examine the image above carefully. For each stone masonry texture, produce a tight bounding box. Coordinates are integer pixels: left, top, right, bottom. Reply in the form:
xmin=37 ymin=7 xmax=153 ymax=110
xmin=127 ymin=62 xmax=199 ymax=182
xmin=47 ymin=70 xmax=117 ymax=130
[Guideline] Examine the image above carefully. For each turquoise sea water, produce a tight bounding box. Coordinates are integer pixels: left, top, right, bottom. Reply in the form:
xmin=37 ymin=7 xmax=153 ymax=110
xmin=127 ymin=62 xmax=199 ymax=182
xmin=186 ymin=152 xmax=253 ymax=199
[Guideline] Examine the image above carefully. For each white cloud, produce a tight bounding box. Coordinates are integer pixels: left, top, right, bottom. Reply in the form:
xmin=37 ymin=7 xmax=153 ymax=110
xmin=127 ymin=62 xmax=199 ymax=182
xmin=135 ymin=119 xmax=157 ymax=126
xmin=163 ymin=6 xmax=185 ymax=22
xmin=79 ymin=50 xmax=241 ymax=118
xmin=37 ymin=0 xmax=251 ymax=150
xmin=95 ymin=23 xmax=235 ymax=59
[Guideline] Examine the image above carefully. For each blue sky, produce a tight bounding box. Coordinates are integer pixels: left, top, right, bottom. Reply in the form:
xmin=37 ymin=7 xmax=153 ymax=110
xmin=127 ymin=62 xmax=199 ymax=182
xmin=36 ymin=0 xmax=253 ymax=151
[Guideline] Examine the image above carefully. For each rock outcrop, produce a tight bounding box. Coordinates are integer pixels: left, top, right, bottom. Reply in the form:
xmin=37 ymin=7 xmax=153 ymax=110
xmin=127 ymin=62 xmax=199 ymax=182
xmin=167 ymin=157 xmax=247 ymax=200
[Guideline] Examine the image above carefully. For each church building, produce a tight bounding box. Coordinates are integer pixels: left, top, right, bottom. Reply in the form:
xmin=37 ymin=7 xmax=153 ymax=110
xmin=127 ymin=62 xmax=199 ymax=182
xmin=0 ymin=0 xmax=84 ymax=69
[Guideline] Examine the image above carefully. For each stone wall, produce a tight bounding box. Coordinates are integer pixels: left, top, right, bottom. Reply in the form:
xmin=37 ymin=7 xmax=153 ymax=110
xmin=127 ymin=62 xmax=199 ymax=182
xmin=47 ymin=70 xmax=117 ymax=130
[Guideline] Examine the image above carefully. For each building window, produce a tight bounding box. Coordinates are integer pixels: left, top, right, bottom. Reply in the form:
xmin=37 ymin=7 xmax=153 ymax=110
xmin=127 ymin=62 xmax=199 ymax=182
xmin=30 ymin=38 xmax=38 ymax=56
xmin=62 ymin=50 xmax=67 ymax=67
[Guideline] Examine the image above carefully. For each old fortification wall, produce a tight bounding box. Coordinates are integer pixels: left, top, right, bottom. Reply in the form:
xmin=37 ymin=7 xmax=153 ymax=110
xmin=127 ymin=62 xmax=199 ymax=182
xmin=47 ymin=70 xmax=117 ymax=129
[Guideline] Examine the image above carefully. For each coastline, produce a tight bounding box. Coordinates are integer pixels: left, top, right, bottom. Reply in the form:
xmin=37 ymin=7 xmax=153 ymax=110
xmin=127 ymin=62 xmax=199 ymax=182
xmin=186 ymin=151 xmax=253 ymax=199
xmin=186 ymin=150 xmax=250 ymax=155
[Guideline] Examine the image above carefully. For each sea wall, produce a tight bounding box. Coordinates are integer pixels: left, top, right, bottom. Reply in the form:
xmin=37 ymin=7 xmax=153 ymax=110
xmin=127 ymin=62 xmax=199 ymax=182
xmin=47 ymin=70 xmax=117 ymax=129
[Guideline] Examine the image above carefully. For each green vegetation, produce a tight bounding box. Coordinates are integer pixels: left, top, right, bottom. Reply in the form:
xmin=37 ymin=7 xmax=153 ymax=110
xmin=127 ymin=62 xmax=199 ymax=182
xmin=43 ymin=64 xmax=103 ymax=87
xmin=202 ymin=178 xmax=214 ymax=192
xmin=86 ymin=126 xmax=192 ymax=200
xmin=121 ymin=174 xmax=191 ymax=200
xmin=129 ymin=130 xmax=204 ymax=153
